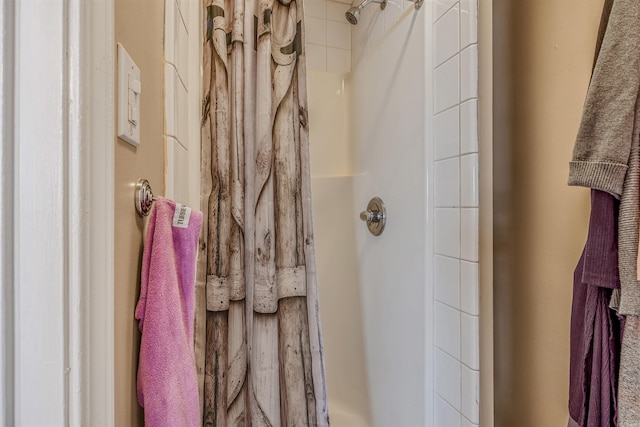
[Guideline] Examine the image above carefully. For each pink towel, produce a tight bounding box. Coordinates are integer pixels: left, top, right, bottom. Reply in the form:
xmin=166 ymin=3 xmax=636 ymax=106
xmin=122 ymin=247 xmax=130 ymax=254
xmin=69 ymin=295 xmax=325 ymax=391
xmin=135 ymin=197 xmax=203 ymax=427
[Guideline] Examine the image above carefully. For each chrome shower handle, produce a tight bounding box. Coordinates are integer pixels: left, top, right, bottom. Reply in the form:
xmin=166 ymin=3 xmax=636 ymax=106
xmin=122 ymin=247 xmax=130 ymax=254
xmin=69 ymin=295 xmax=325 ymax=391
xmin=359 ymin=197 xmax=386 ymax=236
xmin=360 ymin=210 xmax=384 ymax=223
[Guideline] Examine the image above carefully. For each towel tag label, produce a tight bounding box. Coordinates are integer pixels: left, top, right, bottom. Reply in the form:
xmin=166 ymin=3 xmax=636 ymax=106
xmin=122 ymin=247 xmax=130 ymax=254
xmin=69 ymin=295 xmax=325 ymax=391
xmin=172 ymin=204 xmax=191 ymax=228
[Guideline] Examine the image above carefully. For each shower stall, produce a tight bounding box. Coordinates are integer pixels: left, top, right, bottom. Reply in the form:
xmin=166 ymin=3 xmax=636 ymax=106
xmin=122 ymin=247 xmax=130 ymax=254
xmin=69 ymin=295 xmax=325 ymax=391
xmin=305 ymin=0 xmax=480 ymax=425
xmin=162 ymin=0 xmax=480 ymax=424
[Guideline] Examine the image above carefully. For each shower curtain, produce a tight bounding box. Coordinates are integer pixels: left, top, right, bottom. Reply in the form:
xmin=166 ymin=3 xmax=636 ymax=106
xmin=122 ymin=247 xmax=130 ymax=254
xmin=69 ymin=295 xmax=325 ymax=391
xmin=196 ymin=0 xmax=329 ymax=425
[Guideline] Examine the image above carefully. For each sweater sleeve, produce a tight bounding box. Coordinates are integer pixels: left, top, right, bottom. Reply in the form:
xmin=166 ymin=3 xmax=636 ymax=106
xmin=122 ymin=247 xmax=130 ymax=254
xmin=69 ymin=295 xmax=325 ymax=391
xmin=569 ymin=0 xmax=640 ymax=198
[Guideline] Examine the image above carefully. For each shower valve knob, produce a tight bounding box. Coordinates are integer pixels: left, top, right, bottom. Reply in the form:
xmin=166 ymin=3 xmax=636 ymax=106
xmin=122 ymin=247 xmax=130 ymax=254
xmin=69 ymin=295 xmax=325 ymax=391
xmin=360 ymin=210 xmax=383 ymax=223
xmin=359 ymin=197 xmax=386 ymax=236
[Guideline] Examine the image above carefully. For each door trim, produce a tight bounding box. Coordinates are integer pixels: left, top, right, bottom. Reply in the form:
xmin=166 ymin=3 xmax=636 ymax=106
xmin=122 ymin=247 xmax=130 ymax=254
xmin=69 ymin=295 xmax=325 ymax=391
xmin=3 ymin=0 xmax=115 ymax=424
xmin=59 ymin=0 xmax=116 ymax=422
xmin=73 ymin=0 xmax=116 ymax=423
xmin=1 ymin=0 xmax=16 ymax=424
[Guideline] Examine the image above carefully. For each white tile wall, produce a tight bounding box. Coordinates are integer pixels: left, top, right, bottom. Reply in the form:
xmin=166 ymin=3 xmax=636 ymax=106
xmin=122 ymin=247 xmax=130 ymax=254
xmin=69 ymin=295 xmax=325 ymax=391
xmin=164 ymin=0 xmax=194 ymax=204
xmin=460 ymin=154 xmax=478 ymax=207
xmin=434 ymin=0 xmax=458 ymax=21
xmin=435 ymin=255 xmax=460 ymax=309
xmin=305 ymin=0 xmax=352 ymax=73
xmin=435 ymin=208 xmax=460 ymax=258
xmin=434 ymin=6 xmax=459 ymax=67
xmin=307 ymin=16 xmax=328 ymax=45
xmin=176 ymin=0 xmax=188 ymax=24
xmin=460 ymin=312 xmax=479 ymax=370
xmin=461 ymin=365 xmax=479 ymax=424
xmin=460 ymin=260 xmax=479 ymax=316
xmin=460 ymin=44 xmax=478 ymax=101
xmin=461 ymin=416 xmax=478 ymax=427
xmin=435 ymin=394 xmax=461 ymax=427
xmin=165 ymin=0 xmax=190 ymax=88
xmin=327 ymin=21 xmax=351 ymax=49
xmin=176 ymin=17 xmax=189 ymax=85
xmin=460 ymin=208 xmax=478 ymax=262
xmin=327 ymin=1 xmax=346 ymax=21
xmin=460 ymin=99 xmax=478 ymax=154
xmin=434 ymin=106 xmax=460 ymax=160
xmin=327 ymin=47 xmax=351 ymax=73
xmin=435 ymin=302 xmax=461 ymax=359
xmin=166 ymin=136 xmax=189 ymax=204
xmin=434 ymin=157 xmax=460 ymax=207
xmin=459 ymin=0 xmax=477 ymax=48
xmin=435 ymin=348 xmax=461 ymax=410
xmin=434 ymin=56 xmax=460 ymax=114
xmin=307 ymin=0 xmax=327 ymax=19
xmin=306 ymin=44 xmax=328 ymax=70
xmin=433 ymin=0 xmax=479 ymax=425
xmin=165 ymin=64 xmax=189 ymax=148
xmin=165 ymin=0 xmax=177 ymax=64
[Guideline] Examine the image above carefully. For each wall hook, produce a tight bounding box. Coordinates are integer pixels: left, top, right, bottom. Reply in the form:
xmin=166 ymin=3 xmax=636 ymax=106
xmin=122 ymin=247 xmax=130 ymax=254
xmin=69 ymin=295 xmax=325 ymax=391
xmin=135 ymin=179 xmax=156 ymax=217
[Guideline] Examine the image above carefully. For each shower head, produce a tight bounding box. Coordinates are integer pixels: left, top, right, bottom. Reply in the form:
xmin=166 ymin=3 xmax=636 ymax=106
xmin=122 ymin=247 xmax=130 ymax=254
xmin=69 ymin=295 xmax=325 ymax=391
xmin=345 ymin=0 xmax=422 ymax=24
xmin=345 ymin=0 xmax=386 ymax=25
xmin=345 ymin=6 xmax=361 ymax=25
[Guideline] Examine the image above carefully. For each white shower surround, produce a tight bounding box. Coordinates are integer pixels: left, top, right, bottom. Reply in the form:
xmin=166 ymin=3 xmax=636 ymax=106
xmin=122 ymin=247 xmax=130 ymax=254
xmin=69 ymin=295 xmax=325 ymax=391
xmin=305 ymin=0 xmax=479 ymax=425
xmin=164 ymin=0 xmax=201 ymax=210
xmin=432 ymin=1 xmax=479 ymax=425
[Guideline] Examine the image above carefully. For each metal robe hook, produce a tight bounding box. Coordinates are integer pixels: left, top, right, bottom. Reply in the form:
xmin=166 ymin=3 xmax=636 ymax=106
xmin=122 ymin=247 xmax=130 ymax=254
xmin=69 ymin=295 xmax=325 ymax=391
xmin=135 ymin=179 xmax=156 ymax=217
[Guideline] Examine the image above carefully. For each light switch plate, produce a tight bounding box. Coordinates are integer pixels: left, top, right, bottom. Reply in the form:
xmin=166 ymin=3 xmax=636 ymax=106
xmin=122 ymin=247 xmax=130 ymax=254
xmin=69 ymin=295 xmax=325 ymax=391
xmin=117 ymin=43 xmax=141 ymax=147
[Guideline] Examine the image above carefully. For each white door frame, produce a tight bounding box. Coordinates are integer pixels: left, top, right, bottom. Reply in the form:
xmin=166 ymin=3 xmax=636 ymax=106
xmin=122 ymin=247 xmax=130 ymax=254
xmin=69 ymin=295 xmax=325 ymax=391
xmin=0 ymin=0 xmax=16 ymax=424
xmin=73 ymin=0 xmax=116 ymax=423
xmin=2 ymin=0 xmax=115 ymax=424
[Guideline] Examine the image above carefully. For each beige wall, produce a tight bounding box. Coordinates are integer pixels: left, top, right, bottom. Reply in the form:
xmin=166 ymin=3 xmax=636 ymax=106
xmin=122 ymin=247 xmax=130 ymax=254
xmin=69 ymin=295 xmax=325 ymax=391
xmin=114 ymin=0 xmax=165 ymax=425
xmin=492 ymin=1 xmax=604 ymax=425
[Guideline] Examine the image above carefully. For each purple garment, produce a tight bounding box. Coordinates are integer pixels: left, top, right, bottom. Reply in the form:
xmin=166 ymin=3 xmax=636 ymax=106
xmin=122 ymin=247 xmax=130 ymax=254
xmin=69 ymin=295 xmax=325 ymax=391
xmin=569 ymin=190 xmax=622 ymax=427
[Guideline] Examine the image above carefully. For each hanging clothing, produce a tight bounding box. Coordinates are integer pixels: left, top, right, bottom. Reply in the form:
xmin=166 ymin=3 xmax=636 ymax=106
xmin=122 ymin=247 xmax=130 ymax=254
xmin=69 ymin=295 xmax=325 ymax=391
xmin=135 ymin=198 xmax=203 ymax=427
xmin=569 ymin=190 xmax=622 ymax=427
xmin=618 ymin=316 xmax=640 ymax=426
xmin=568 ymin=1 xmax=640 ymax=425
xmin=568 ymin=0 xmax=640 ymax=199
xmin=616 ymin=96 xmax=640 ymax=426
xmin=568 ymin=0 xmax=640 ymax=315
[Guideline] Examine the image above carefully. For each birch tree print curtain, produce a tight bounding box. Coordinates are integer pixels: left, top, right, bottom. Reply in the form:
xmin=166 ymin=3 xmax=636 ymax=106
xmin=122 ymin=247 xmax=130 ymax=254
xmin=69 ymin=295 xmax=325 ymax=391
xmin=196 ymin=0 xmax=329 ymax=424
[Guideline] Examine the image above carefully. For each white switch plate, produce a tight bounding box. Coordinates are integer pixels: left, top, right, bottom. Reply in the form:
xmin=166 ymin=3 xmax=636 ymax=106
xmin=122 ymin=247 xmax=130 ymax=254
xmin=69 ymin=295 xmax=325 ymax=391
xmin=117 ymin=43 xmax=141 ymax=147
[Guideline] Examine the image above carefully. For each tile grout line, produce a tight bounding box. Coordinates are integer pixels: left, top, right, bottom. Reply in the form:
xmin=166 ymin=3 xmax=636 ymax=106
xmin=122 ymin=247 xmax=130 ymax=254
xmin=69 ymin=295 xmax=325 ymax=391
xmin=433 ymin=0 xmax=459 ymax=25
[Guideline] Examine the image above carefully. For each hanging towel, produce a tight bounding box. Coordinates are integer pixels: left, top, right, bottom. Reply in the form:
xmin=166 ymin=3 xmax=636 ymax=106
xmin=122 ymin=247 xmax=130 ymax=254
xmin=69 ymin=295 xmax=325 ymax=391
xmin=135 ymin=197 xmax=203 ymax=427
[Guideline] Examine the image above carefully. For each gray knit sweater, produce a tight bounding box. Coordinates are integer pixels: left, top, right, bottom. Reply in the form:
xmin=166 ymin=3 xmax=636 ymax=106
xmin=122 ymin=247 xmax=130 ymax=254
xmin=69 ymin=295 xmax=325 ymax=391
xmin=569 ymin=0 xmax=640 ymax=316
